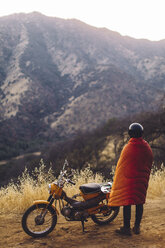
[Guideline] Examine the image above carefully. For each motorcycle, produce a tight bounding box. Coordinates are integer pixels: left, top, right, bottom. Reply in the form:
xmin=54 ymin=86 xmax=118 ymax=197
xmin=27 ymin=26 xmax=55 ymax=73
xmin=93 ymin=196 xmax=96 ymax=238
xmin=22 ymin=160 xmax=119 ymax=238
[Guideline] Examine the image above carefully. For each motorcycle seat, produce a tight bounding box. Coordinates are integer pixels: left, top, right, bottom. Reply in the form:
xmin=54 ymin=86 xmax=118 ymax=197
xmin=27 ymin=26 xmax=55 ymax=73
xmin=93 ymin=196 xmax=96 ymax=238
xmin=80 ymin=183 xmax=101 ymax=194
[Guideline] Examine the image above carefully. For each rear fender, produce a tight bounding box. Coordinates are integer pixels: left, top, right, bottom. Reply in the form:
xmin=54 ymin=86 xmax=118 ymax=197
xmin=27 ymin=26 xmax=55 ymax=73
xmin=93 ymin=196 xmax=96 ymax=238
xmin=33 ymin=200 xmax=59 ymax=215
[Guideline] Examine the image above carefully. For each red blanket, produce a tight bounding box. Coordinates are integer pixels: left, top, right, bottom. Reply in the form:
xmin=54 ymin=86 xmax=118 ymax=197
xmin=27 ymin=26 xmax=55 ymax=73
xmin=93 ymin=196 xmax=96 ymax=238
xmin=108 ymin=138 xmax=153 ymax=206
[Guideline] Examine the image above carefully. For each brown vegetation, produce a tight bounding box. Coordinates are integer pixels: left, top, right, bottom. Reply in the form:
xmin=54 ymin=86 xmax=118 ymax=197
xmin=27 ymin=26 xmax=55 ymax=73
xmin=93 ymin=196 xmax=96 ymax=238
xmin=0 ymin=162 xmax=165 ymax=248
xmin=0 ymin=160 xmax=164 ymax=213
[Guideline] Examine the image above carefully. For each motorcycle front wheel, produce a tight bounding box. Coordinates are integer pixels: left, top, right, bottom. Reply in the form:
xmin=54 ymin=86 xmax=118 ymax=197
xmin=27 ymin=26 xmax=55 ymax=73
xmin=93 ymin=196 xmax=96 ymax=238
xmin=22 ymin=203 xmax=57 ymax=238
xmin=91 ymin=201 xmax=119 ymax=225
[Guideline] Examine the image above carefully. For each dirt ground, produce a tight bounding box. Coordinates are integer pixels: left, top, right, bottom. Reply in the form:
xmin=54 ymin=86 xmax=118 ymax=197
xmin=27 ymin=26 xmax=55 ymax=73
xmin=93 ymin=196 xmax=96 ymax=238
xmin=0 ymin=196 xmax=165 ymax=248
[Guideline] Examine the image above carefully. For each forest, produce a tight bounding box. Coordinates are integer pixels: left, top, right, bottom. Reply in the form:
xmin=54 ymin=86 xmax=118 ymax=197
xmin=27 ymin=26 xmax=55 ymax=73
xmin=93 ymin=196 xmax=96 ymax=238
xmin=0 ymin=108 xmax=164 ymax=186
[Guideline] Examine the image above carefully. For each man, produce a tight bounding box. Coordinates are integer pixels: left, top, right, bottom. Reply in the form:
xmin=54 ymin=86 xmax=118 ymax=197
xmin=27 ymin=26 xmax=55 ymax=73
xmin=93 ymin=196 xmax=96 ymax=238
xmin=108 ymin=123 xmax=153 ymax=236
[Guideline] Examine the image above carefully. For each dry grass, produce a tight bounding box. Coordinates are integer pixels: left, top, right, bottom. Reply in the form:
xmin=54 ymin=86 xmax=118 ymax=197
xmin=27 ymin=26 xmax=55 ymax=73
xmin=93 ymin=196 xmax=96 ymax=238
xmin=0 ymin=160 xmax=103 ymax=214
xmin=147 ymin=164 xmax=165 ymax=199
xmin=0 ymin=160 xmax=164 ymax=214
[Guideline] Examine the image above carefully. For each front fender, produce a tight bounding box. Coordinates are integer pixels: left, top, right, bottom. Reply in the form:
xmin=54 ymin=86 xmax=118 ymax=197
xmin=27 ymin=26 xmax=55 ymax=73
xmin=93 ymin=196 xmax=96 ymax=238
xmin=33 ymin=200 xmax=59 ymax=215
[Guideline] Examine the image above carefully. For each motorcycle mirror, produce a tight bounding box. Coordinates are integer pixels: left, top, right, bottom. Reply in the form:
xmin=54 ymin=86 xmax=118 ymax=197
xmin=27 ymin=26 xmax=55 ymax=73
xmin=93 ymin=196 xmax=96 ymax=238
xmin=62 ymin=159 xmax=69 ymax=170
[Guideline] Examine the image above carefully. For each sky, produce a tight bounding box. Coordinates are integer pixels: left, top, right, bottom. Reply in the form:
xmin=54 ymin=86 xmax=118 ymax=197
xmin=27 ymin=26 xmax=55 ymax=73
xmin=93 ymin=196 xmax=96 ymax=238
xmin=0 ymin=0 xmax=165 ymax=41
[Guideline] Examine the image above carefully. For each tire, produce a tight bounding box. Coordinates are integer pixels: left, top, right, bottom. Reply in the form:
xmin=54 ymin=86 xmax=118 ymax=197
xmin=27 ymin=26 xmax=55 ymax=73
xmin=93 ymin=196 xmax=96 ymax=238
xmin=91 ymin=201 xmax=119 ymax=225
xmin=22 ymin=203 xmax=57 ymax=238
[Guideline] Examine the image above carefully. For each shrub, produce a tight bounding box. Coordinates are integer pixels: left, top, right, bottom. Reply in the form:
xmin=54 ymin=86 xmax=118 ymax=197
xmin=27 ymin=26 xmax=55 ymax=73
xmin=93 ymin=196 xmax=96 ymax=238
xmin=0 ymin=160 xmax=164 ymax=214
xmin=147 ymin=164 xmax=165 ymax=199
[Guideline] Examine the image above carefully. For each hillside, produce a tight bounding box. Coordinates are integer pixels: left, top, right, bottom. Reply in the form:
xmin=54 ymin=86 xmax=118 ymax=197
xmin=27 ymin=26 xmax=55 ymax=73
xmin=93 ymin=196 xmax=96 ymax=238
xmin=0 ymin=12 xmax=165 ymax=161
xmin=0 ymin=109 xmax=164 ymax=187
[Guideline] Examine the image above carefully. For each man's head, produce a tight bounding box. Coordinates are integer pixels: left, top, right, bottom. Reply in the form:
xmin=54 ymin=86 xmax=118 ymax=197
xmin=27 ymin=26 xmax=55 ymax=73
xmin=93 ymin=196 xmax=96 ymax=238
xmin=128 ymin=123 xmax=144 ymax=138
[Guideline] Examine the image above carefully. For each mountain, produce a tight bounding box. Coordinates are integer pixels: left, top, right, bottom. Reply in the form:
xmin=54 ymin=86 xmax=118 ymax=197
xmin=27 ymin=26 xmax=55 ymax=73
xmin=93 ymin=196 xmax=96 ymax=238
xmin=0 ymin=12 xmax=165 ymax=160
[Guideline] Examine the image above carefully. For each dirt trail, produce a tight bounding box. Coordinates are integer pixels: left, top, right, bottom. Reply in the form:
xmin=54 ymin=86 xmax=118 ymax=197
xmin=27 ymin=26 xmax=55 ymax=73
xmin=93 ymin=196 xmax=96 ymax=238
xmin=0 ymin=196 xmax=165 ymax=248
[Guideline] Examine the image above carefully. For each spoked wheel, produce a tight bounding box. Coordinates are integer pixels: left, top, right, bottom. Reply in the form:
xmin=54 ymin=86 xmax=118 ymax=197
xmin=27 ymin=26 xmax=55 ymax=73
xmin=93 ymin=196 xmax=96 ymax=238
xmin=91 ymin=200 xmax=119 ymax=225
xmin=22 ymin=203 xmax=57 ymax=238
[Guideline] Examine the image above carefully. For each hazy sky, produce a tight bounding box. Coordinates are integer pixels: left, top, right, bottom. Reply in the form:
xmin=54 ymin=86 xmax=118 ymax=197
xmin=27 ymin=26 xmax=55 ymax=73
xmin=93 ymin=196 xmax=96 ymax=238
xmin=0 ymin=0 xmax=165 ymax=41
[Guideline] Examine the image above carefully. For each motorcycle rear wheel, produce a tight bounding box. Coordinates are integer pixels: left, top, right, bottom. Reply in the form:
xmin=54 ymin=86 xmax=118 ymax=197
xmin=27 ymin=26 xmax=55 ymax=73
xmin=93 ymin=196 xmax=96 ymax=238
xmin=22 ymin=203 xmax=57 ymax=238
xmin=91 ymin=202 xmax=119 ymax=225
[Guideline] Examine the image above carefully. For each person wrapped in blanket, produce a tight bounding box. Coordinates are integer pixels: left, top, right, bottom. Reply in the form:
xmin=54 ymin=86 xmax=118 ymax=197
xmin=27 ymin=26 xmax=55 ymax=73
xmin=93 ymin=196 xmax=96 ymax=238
xmin=108 ymin=123 xmax=153 ymax=236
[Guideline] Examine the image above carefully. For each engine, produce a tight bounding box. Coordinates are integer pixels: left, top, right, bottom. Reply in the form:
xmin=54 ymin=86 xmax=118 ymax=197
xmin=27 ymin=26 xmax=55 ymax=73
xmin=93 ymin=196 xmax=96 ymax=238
xmin=61 ymin=206 xmax=89 ymax=221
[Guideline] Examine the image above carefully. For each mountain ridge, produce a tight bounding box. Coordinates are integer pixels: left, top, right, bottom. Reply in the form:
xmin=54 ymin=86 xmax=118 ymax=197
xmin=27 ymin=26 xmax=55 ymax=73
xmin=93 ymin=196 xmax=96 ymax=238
xmin=0 ymin=12 xmax=165 ymax=160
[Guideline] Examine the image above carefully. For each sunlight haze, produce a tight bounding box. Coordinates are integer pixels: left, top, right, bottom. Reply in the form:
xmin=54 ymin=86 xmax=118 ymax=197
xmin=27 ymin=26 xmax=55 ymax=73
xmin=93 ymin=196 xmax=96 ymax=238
xmin=0 ymin=0 xmax=165 ymax=41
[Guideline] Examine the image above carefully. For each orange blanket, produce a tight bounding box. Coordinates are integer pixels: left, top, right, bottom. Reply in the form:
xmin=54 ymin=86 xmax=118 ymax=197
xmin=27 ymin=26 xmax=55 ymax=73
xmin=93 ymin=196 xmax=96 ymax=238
xmin=108 ymin=138 xmax=153 ymax=206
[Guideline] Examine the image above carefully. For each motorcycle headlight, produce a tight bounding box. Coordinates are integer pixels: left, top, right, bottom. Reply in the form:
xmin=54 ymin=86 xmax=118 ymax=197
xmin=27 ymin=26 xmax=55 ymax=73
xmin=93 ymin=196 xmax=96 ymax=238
xmin=48 ymin=184 xmax=52 ymax=193
xmin=48 ymin=182 xmax=59 ymax=194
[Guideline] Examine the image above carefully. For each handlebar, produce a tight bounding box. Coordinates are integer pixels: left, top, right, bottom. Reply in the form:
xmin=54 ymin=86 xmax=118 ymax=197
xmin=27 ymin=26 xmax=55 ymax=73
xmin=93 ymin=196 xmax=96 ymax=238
xmin=57 ymin=159 xmax=76 ymax=186
xmin=67 ymin=179 xmax=76 ymax=185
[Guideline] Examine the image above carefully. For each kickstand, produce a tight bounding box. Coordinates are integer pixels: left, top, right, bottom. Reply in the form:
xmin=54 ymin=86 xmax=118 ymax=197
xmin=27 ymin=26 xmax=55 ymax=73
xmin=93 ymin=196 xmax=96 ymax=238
xmin=81 ymin=219 xmax=85 ymax=232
